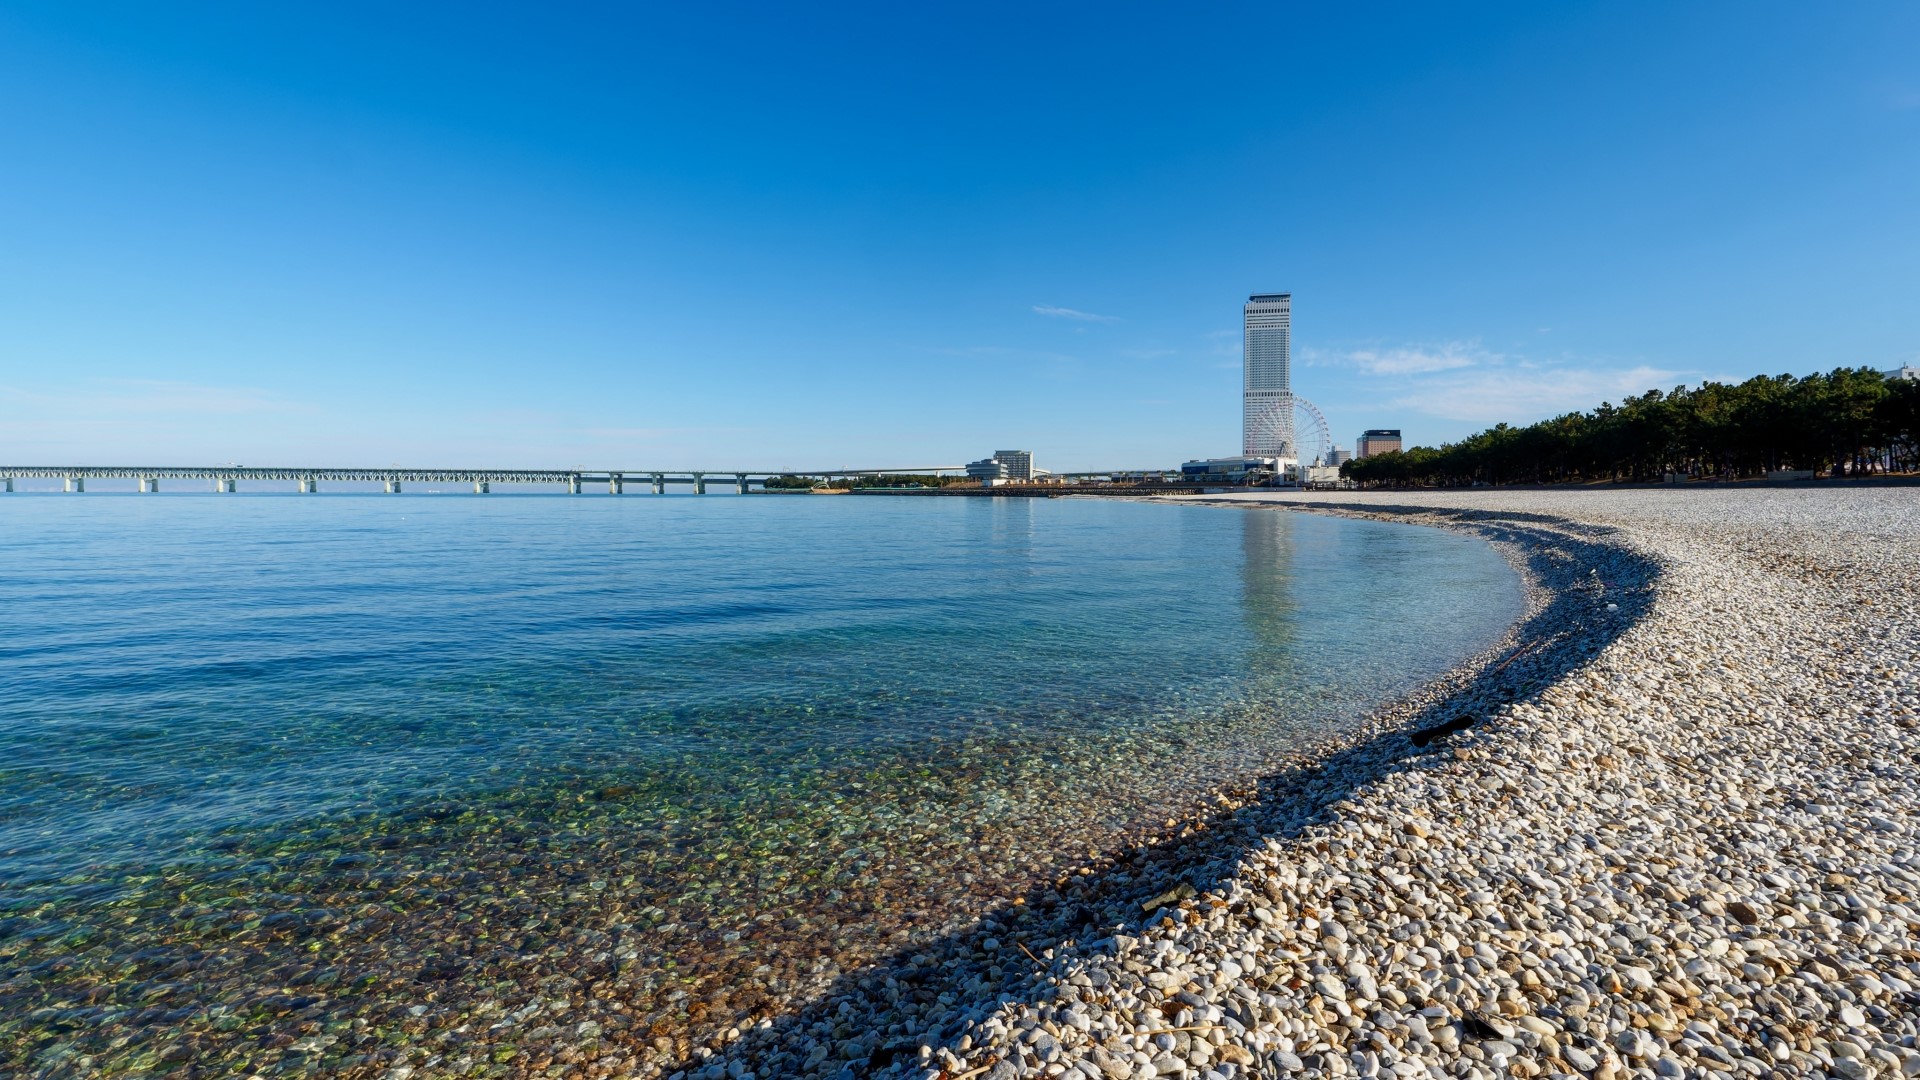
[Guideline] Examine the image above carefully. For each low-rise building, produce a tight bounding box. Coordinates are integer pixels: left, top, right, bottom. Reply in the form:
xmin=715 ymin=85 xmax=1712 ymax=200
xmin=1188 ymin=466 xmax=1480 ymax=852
xmin=1887 ymin=364 xmax=1919 ymax=382
xmin=966 ymin=457 xmax=1010 ymax=485
xmin=1180 ymin=455 xmax=1295 ymax=485
xmin=1304 ymin=464 xmax=1352 ymax=489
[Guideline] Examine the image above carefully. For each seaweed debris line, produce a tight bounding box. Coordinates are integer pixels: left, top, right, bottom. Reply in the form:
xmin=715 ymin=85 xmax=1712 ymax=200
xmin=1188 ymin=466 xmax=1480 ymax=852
xmin=697 ymin=487 xmax=1920 ymax=1080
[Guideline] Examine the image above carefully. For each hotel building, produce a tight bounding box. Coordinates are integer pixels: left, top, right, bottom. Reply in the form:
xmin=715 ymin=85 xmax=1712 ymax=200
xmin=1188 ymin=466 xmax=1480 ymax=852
xmin=1356 ymin=429 xmax=1403 ymax=458
xmin=1243 ymin=293 xmax=1294 ymax=459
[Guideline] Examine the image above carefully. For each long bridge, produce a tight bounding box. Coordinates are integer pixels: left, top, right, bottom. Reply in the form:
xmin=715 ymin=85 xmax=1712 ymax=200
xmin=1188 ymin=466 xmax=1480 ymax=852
xmin=0 ymin=466 xmax=965 ymax=495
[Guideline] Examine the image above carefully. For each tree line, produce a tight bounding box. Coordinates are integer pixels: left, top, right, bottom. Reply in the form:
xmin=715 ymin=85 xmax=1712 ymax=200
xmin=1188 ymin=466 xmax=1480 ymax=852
xmin=1340 ymin=368 xmax=1920 ymax=487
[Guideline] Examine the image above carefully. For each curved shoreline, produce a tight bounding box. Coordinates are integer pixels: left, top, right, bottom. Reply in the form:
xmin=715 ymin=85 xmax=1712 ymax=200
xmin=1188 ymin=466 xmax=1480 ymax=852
xmin=691 ymin=495 xmax=1664 ymax=1078
xmin=705 ymin=488 xmax=1920 ymax=1080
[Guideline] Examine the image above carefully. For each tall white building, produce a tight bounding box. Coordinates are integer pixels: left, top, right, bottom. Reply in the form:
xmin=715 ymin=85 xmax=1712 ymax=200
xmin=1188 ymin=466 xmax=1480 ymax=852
xmin=1243 ymin=293 xmax=1294 ymax=458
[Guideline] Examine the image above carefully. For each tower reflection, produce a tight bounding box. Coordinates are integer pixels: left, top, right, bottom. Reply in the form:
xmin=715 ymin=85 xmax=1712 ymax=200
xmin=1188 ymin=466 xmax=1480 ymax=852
xmin=1239 ymin=510 xmax=1304 ymax=690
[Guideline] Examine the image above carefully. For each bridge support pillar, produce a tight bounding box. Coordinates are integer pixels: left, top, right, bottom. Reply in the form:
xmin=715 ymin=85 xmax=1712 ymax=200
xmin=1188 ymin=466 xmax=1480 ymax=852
xmin=66 ymin=476 xmax=84 ymax=493
xmin=735 ymin=473 xmax=748 ymax=495
xmin=3 ymin=478 xmax=12 ymax=493
xmin=567 ymin=476 xmax=581 ymax=495
xmin=385 ymin=480 xmax=402 ymax=494
xmin=139 ymin=477 xmax=158 ymax=493
xmin=609 ymin=475 xmax=623 ymax=495
xmin=693 ymin=473 xmax=706 ymax=495
xmin=474 ymin=481 xmax=489 ymax=494
xmin=651 ymin=473 xmax=665 ymax=495
xmin=216 ymin=478 xmax=235 ymax=493
xmin=297 ymin=478 xmax=316 ymax=494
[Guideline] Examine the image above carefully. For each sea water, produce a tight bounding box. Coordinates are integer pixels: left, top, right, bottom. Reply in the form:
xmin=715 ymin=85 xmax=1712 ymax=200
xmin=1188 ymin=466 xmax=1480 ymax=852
xmin=0 ymin=494 xmax=1522 ymax=1073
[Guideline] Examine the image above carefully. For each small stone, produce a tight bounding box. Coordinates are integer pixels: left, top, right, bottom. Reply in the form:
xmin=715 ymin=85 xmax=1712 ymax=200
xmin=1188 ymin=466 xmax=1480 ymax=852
xmin=1514 ymin=1016 xmax=1555 ymax=1037
xmin=1834 ymin=1058 xmax=1872 ymax=1080
xmin=1615 ymin=1030 xmax=1659 ymax=1061
xmin=1142 ymin=884 xmax=1196 ymax=912
xmin=1463 ymin=1013 xmax=1514 ymax=1040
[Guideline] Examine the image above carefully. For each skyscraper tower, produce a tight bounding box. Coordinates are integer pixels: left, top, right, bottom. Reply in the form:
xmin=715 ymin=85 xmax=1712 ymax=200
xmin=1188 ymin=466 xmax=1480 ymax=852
xmin=1242 ymin=292 xmax=1294 ymax=459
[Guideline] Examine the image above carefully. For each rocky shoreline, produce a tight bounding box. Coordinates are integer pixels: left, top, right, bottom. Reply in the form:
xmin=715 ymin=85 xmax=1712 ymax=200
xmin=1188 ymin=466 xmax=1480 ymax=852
xmin=696 ymin=488 xmax=1919 ymax=1080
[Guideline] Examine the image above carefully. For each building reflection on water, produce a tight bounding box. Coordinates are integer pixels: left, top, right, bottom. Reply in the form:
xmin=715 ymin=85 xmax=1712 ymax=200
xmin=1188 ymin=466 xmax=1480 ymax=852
xmin=1240 ymin=509 xmax=1306 ymax=691
xmin=964 ymin=495 xmax=1037 ymax=584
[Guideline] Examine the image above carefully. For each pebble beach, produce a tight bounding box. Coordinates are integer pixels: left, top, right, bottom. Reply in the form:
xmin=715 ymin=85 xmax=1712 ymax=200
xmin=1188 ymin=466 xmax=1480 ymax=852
xmin=696 ymin=487 xmax=1920 ymax=1080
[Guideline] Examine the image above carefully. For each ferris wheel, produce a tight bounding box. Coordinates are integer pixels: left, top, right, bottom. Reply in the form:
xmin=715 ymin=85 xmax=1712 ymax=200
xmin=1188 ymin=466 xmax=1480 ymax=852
xmin=1245 ymin=392 xmax=1334 ymax=465
xmin=1292 ymin=394 xmax=1332 ymax=465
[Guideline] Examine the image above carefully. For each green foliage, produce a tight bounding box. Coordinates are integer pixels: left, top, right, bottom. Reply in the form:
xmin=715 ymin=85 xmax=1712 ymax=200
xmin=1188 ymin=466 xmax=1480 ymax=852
xmin=1339 ymin=368 xmax=1920 ymax=487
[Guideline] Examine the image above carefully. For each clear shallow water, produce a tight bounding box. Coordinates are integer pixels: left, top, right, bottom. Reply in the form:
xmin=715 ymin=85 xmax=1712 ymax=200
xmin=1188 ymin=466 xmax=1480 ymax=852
xmin=0 ymin=494 xmax=1521 ymax=1075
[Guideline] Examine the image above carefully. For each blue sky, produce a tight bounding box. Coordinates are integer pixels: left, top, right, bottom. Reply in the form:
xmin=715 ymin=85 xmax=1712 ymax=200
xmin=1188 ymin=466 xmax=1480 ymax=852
xmin=2 ymin=1 xmax=1916 ymax=470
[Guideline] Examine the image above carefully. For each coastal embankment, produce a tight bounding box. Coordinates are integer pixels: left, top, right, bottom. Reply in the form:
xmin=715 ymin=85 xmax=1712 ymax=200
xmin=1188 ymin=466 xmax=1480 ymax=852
xmin=700 ymin=488 xmax=1919 ymax=1080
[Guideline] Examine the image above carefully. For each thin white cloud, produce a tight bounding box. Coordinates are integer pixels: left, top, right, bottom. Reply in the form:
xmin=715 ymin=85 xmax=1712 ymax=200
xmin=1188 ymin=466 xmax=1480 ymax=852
xmin=1304 ymin=341 xmax=1493 ymax=376
xmin=584 ymin=427 xmax=736 ymax=440
xmin=1388 ymin=364 xmax=1684 ymax=424
xmin=94 ymin=379 xmax=301 ymax=416
xmin=1352 ymin=344 xmax=1488 ymax=375
xmin=919 ymin=344 xmax=1080 ymax=365
xmin=1032 ymin=304 xmax=1119 ymax=323
xmin=1295 ymin=338 xmax=1693 ymax=430
xmin=1203 ymin=328 xmax=1240 ymax=361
